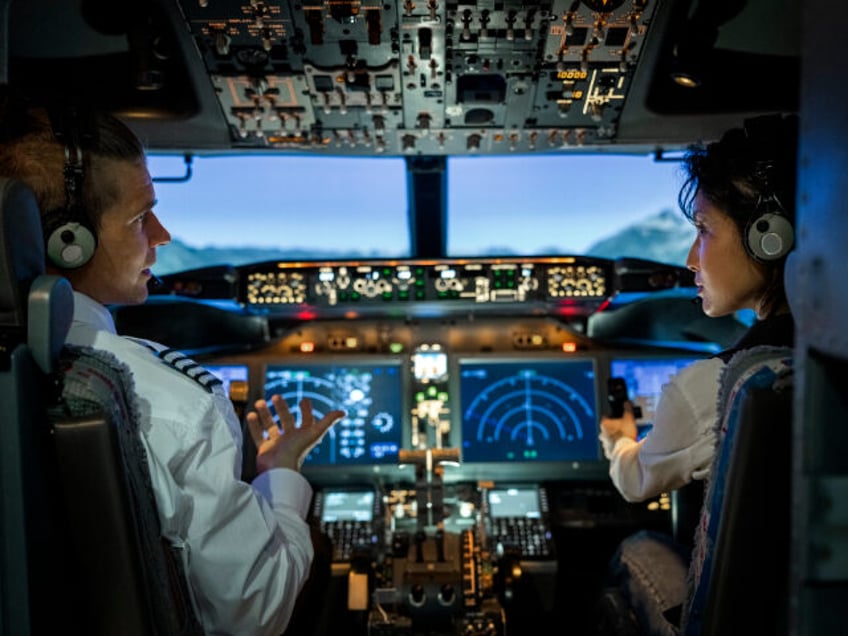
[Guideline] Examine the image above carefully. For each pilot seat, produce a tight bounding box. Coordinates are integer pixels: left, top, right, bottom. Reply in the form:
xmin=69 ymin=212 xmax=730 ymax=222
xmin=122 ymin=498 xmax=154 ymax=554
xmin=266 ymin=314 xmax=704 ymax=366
xmin=0 ymin=176 xmax=203 ymax=635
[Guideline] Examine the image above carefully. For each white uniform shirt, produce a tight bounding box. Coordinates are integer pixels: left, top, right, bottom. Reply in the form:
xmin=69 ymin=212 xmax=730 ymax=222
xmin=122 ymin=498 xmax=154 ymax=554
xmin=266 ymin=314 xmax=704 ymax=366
xmin=598 ymin=357 xmax=724 ymax=503
xmin=67 ymin=291 xmax=314 ymax=636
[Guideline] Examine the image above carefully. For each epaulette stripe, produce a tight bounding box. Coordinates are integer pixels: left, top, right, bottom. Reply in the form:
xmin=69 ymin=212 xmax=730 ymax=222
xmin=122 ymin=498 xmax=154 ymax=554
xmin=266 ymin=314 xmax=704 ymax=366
xmin=186 ymin=365 xmax=206 ymax=379
xmin=161 ymin=350 xmax=186 ymax=365
xmin=199 ymin=374 xmax=224 ymax=388
xmin=151 ymin=348 xmax=220 ymax=394
xmin=174 ymin=358 xmax=198 ymax=372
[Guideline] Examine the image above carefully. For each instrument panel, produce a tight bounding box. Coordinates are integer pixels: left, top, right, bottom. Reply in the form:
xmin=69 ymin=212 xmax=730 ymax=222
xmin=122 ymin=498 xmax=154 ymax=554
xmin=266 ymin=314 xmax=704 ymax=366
xmin=154 ymin=255 xmax=695 ymax=324
xmin=202 ymin=315 xmax=705 ymax=485
xmin=152 ymin=255 xmax=709 ymax=635
xmin=242 ymin=256 xmax=610 ymax=310
xmin=183 ymin=275 xmax=707 ymax=635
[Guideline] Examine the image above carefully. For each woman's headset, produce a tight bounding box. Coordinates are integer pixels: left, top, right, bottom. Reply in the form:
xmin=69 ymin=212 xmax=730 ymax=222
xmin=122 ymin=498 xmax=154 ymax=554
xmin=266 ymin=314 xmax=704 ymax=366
xmin=741 ymin=116 xmax=796 ymax=263
xmin=744 ymin=162 xmax=795 ymax=262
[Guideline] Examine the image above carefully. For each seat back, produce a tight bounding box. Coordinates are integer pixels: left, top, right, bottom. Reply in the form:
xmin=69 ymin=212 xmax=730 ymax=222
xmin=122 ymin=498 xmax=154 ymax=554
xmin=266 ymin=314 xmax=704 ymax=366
xmin=0 ymin=177 xmax=73 ymax=634
xmin=52 ymin=345 xmax=204 ymax=635
xmin=682 ymin=345 xmax=794 ymax=635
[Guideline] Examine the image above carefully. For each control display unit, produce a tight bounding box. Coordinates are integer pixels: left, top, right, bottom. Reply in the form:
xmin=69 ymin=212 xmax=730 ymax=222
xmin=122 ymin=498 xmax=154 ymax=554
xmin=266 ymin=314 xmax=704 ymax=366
xmin=487 ymin=487 xmax=543 ymax=519
xmin=319 ymin=490 xmax=377 ymax=523
xmin=485 ymin=486 xmax=554 ymax=560
xmin=314 ymin=489 xmax=382 ymax=562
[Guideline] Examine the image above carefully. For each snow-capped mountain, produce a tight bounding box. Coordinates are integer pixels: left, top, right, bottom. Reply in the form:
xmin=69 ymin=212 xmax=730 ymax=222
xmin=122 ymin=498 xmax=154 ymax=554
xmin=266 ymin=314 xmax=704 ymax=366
xmin=152 ymin=208 xmax=695 ymax=275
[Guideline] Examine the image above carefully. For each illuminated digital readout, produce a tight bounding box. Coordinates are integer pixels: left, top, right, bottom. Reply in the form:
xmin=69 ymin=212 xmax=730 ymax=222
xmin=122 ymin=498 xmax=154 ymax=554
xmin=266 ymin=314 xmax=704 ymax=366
xmin=320 ymin=491 xmax=375 ymax=522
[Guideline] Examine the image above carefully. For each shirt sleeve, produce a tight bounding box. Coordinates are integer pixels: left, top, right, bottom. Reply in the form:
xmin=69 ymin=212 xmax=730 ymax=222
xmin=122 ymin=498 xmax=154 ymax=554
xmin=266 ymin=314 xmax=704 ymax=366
xmin=141 ymin=389 xmax=315 ymax=636
xmin=603 ymin=358 xmax=723 ymax=502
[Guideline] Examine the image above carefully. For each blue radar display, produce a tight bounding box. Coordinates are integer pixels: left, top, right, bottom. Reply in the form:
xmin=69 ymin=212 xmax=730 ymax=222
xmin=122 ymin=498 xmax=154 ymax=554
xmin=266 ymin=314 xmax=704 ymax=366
xmin=459 ymin=358 xmax=599 ymax=463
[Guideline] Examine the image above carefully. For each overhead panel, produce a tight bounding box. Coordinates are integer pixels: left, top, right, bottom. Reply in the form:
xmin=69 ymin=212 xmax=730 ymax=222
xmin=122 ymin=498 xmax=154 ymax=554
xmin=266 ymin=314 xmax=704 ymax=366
xmin=181 ymin=0 xmax=657 ymax=154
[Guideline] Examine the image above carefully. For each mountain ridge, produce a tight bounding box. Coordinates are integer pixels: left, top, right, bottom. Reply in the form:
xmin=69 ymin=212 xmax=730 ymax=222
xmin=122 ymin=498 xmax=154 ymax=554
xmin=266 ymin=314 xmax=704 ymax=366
xmin=152 ymin=208 xmax=695 ymax=274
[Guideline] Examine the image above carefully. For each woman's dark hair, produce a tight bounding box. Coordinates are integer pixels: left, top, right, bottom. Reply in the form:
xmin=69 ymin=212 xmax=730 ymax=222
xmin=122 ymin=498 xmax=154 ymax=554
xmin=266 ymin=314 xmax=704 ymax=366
xmin=678 ymin=113 xmax=799 ymax=317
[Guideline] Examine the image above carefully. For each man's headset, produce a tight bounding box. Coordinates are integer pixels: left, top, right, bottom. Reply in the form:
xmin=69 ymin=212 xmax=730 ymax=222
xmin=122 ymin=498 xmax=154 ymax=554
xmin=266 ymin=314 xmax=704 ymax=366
xmin=741 ymin=116 xmax=796 ymax=262
xmin=43 ymin=107 xmax=98 ymax=269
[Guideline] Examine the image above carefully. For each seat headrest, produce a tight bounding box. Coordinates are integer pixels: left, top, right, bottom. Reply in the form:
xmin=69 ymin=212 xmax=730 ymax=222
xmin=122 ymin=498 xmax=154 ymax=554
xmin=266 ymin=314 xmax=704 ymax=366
xmin=783 ymin=250 xmax=801 ymax=320
xmin=0 ymin=178 xmax=46 ymax=330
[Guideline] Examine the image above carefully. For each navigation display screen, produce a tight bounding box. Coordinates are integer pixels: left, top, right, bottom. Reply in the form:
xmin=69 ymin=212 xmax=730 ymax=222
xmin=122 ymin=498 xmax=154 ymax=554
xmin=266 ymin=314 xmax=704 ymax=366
xmin=610 ymin=356 xmax=700 ymax=435
xmin=264 ymin=360 xmax=403 ymax=466
xmin=459 ymin=357 xmax=599 ymax=463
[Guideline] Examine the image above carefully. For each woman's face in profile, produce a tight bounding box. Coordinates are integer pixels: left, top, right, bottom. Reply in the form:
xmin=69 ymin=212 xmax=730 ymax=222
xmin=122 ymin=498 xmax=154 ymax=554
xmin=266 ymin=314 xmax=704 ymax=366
xmin=686 ymin=192 xmax=768 ymax=318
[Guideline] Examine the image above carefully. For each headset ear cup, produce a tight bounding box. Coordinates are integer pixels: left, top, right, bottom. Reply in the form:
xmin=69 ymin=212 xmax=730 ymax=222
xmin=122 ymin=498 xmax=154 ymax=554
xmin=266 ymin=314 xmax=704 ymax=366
xmin=746 ymin=212 xmax=795 ymax=261
xmin=45 ymin=220 xmax=97 ymax=268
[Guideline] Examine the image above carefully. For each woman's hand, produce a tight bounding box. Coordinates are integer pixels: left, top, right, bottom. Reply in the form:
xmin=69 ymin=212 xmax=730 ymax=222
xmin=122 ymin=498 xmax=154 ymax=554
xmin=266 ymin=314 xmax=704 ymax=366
xmin=600 ymin=401 xmax=639 ymax=444
xmin=246 ymin=395 xmax=345 ymax=473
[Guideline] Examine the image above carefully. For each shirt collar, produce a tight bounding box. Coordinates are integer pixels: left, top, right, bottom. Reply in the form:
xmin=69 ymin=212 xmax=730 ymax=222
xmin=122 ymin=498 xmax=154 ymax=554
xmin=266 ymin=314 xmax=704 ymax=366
xmin=72 ymin=291 xmax=118 ymax=334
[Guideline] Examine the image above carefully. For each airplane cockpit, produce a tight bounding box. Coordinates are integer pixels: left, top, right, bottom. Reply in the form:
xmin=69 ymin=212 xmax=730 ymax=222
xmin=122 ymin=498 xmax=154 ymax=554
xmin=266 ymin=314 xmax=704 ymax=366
xmin=3 ymin=0 xmax=847 ymax=634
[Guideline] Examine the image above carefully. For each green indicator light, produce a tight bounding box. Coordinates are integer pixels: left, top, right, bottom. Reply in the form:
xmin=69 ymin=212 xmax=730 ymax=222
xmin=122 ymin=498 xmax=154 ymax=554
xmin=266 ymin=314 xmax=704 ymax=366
xmin=351 ymin=292 xmax=360 ymax=300
xmin=389 ymin=342 xmax=404 ymax=353
xmin=427 ymin=386 xmax=437 ymax=396
xmin=383 ymin=268 xmax=392 ymax=276
xmin=415 ymin=392 xmax=425 ymax=402
xmin=339 ymin=291 xmax=348 ymax=300
xmin=437 ymin=392 xmax=449 ymax=402
xmin=507 ymin=280 xmax=515 ymax=288
xmin=506 ymin=452 xmax=515 ymax=460
xmin=399 ymin=291 xmax=409 ymax=299
xmin=415 ymin=290 xmax=425 ymax=299
xmin=382 ymin=292 xmax=392 ymax=300
xmin=494 ymin=280 xmax=502 ymax=288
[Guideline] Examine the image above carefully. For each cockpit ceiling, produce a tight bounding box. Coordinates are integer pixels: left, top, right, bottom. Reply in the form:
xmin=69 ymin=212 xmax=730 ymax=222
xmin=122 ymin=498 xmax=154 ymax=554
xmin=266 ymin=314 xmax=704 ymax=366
xmin=7 ymin=0 xmax=800 ymax=155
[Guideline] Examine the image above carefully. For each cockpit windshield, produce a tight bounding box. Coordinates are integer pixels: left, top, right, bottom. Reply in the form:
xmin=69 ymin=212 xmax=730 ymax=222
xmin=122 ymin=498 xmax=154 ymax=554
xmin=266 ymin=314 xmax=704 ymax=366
xmin=148 ymin=154 xmax=410 ymax=274
xmin=148 ymin=152 xmax=692 ymax=275
xmin=447 ymin=154 xmax=689 ymax=260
